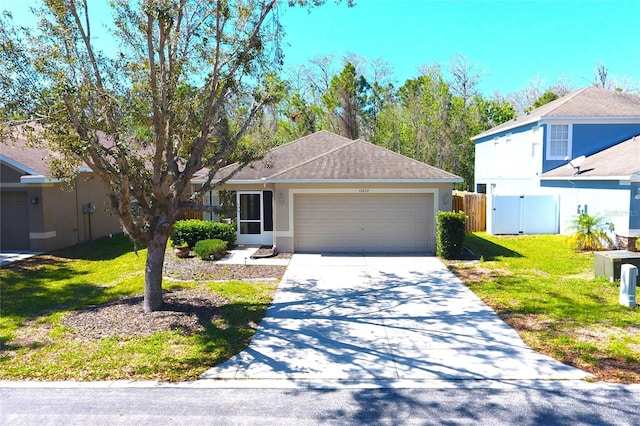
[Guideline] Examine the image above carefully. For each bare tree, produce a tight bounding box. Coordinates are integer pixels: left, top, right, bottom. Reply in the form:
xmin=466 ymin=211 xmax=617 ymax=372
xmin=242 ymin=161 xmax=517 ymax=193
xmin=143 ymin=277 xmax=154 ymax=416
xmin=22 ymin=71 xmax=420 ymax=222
xmin=594 ymin=62 xmax=610 ymax=89
xmin=448 ymin=53 xmax=483 ymax=106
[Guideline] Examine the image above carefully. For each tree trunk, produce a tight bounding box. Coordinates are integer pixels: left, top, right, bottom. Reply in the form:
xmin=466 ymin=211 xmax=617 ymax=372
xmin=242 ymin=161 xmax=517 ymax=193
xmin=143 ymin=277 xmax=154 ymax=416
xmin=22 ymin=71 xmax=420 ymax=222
xmin=144 ymin=231 xmax=170 ymax=312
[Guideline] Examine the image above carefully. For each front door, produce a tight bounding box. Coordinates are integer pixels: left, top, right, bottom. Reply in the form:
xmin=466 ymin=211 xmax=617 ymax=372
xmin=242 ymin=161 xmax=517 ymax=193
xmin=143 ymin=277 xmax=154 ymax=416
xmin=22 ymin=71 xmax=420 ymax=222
xmin=236 ymin=191 xmax=274 ymax=245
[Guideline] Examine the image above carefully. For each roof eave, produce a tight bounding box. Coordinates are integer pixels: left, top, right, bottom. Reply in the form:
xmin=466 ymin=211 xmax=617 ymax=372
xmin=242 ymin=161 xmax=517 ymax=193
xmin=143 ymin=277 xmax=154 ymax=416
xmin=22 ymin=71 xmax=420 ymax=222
xmin=20 ymin=175 xmax=61 ymax=184
xmin=214 ymin=178 xmax=463 ymax=184
xmin=540 ymin=175 xmax=632 ymax=181
xmin=0 ymin=154 xmax=45 ymax=176
xmin=471 ymin=116 xmax=540 ymax=140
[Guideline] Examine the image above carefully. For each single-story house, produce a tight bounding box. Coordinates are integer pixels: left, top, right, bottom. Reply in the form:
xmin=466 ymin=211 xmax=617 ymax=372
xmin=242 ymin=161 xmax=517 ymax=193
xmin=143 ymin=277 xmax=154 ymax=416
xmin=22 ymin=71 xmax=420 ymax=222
xmin=0 ymin=133 xmax=122 ymax=251
xmin=192 ymin=130 xmax=462 ymax=253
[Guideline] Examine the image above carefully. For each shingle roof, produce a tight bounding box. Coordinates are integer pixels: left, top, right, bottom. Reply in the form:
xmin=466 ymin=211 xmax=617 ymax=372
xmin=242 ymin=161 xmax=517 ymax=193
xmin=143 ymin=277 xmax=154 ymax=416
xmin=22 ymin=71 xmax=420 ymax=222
xmin=541 ymin=134 xmax=640 ymax=179
xmin=0 ymin=131 xmax=52 ymax=177
xmin=209 ymin=130 xmax=462 ymax=182
xmin=473 ymin=87 xmax=640 ymax=140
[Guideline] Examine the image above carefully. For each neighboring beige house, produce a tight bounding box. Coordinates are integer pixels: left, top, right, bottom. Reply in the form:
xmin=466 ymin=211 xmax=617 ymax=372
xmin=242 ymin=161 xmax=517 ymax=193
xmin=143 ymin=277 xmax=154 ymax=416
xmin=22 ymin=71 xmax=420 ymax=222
xmin=1 ymin=134 xmax=122 ymax=251
xmin=192 ymin=131 xmax=462 ymax=254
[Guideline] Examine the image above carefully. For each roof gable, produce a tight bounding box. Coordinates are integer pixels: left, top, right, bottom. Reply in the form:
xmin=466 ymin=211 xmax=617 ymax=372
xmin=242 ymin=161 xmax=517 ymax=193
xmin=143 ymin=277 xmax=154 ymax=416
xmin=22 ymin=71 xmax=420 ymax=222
xmin=211 ymin=130 xmax=461 ymax=182
xmin=1 ymin=133 xmax=52 ymax=177
xmin=541 ymin=134 xmax=640 ymax=179
xmin=473 ymin=87 xmax=640 ymax=140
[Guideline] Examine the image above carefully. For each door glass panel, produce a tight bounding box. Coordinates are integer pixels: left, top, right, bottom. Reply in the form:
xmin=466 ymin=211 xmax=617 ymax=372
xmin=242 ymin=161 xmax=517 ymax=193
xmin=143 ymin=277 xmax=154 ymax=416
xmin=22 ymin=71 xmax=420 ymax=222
xmin=239 ymin=193 xmax=262 ymax=235
xmin=240 ymin=222 xmax=261 ymax=234
xmin=240 ymin=194 xmax=261 ymax=220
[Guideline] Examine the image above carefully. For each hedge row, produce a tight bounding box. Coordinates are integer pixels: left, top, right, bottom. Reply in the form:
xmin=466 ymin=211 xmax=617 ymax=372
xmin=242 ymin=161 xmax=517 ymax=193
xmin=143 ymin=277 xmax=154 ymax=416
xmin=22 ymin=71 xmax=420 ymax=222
xmin=171 ymin=219 xmax=236 ymax=248
xmin=436 ymin=211 xmax=467 ymax=259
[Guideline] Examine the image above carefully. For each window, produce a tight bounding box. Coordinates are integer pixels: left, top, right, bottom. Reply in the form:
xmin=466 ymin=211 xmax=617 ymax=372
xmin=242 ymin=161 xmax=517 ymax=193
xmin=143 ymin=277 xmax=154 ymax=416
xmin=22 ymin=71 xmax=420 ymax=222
xmin=547 ymin=124 xmax=570 ymax=159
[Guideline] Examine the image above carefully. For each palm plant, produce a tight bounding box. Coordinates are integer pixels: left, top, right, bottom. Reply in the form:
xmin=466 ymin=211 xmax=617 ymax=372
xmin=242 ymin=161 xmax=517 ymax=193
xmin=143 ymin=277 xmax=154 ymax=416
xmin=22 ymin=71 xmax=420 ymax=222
xmin=568 ymin=213 xmax=614 ymax=251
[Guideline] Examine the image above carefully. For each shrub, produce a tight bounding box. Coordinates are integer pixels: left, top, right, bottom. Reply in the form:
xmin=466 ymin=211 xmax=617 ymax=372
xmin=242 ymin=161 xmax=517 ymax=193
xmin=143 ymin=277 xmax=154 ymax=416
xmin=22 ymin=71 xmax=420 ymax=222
xmin=194 ymin=239 xmax=228 ymax=260
xmin=436 ymin=211 xmax=467 ymax=259
xmin=171 ymin=219 xmax=236 ymax=247
xmin=567 ymin=213 xmax=614 ymax=251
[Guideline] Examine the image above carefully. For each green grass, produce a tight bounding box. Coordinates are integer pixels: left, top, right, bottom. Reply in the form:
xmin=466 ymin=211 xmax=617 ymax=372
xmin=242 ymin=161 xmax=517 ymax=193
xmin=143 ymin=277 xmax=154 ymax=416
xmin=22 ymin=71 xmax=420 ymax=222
xmin=0 ymin=235 xmax=278 ymax=382
xmin=454 ymin=233 xmax=640 ymax=382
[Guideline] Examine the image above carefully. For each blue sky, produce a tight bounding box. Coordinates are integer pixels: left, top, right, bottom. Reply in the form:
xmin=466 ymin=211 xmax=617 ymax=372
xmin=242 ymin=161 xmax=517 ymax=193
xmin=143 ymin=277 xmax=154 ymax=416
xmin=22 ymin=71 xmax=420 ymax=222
xmin=279 ymin=0 xmax=640 ymax=94
xmin=3 ymin=0 xmax=639 ymax=96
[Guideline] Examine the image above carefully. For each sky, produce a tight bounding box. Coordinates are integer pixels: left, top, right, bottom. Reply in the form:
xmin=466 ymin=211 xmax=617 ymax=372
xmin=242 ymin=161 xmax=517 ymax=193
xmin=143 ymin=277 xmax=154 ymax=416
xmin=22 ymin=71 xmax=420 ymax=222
xmin=2 ymin=0 xmax=639 ymax=96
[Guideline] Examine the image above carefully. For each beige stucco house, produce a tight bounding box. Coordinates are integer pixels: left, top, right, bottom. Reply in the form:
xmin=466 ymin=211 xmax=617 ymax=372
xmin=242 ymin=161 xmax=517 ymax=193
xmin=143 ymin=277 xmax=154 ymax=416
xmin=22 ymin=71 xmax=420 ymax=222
xmin=192 ymin=131 xmax=462 ymax=254
xmin=0 ymin=134 xmax=122 ymax=251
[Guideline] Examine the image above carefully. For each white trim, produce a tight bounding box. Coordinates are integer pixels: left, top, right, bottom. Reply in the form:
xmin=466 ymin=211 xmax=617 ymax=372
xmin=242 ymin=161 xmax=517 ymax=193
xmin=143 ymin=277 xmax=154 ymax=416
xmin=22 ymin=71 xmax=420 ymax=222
xmin=20 ymin=175 xmax=61 ymax=184
xmin=236 ymin=191 xmax=273 ymax=246
xmin=240 ymin=178 xmax=460 ymax=184
xmin=474 ymin=116 xmax=640 ymax=140
xmin=29 ymin=231 xmax=56 ymax=240
xmin=279 ymin=187 xmax=440 ymax=238
xmin=540 ymin=175 xmax=632 ymax=181
xmin=471 ymin=117 xmax=540 ymax=140
xmin=546 ymin=123 xmax=572 ymax=160
xmin=542 ymin=116 xmax=640 ymax=124
xmin=191 ymin=178 xmax=462 ymax=184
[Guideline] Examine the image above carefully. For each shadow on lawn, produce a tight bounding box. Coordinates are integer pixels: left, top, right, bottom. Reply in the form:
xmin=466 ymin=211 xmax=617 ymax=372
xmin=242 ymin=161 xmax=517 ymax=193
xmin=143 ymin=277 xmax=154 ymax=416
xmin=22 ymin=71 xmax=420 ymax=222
xmin=51 ymin=233 xmax=140 ymax=261
xmin=464 ymin=233 xmax=523 ymax=261
xmin=0 ymin=235 xmax=140 ymax=346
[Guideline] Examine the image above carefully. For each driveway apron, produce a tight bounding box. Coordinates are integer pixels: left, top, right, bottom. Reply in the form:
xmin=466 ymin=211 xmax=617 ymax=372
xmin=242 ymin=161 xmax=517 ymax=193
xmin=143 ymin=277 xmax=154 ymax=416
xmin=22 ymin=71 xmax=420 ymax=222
xmin=201 ymin=254 xmax=590 ymax=383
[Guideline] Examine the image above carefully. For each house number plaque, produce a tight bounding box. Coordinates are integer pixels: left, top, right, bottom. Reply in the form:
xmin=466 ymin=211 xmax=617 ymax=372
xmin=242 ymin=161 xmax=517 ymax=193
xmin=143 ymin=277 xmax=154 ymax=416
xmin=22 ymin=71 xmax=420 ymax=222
xmin=358 ymin=189 xmax=370 ymax=193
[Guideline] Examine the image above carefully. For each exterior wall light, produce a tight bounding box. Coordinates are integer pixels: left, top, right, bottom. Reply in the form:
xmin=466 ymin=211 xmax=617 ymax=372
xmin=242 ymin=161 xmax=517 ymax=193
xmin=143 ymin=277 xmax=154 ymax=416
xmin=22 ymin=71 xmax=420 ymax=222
xmin=278 ymin=193 xmax=285 ymax=204
xmin=30 ymin=196 xmax=39 ymax=205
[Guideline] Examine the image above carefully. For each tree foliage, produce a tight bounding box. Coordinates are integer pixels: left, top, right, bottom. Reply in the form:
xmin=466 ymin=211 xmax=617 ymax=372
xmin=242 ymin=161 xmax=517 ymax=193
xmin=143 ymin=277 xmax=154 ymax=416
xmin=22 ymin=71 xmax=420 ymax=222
xmin=0 ymin=0 xmax=346 ymax=312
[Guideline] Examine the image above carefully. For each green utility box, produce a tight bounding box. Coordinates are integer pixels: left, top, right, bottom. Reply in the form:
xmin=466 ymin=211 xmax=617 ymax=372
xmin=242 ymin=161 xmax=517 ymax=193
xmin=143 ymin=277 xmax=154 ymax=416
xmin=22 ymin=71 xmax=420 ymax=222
xmin=594 ymin=250 xmax=640 ymax=282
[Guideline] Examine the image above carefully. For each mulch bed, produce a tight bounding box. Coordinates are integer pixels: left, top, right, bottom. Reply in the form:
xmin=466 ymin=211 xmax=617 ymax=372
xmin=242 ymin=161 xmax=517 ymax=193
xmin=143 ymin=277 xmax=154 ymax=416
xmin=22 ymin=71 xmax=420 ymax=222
xmin=163 ymin=248 xmax=289 ymax=281
xmin=63 ymin=289 xmax=229 ymax=339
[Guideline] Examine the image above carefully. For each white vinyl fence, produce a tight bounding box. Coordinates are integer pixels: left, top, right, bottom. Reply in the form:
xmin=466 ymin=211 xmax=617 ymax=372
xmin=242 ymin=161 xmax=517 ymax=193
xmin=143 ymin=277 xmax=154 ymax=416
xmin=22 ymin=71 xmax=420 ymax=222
xmin=490 ymin=195 xmax=559 ymax=235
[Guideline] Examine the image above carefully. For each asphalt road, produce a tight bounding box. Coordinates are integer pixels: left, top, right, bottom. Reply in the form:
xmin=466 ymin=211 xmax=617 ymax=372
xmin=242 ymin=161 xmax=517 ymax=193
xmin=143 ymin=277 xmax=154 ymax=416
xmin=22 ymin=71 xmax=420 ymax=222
xmin=3 ymin=383 xmax=640 ymax=425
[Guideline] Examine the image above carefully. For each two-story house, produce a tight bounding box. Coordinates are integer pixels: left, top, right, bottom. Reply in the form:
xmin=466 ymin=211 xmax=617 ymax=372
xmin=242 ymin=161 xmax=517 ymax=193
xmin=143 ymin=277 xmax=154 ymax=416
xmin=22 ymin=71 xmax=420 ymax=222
xmin=472 ymin=87 xmax=640 ymax=249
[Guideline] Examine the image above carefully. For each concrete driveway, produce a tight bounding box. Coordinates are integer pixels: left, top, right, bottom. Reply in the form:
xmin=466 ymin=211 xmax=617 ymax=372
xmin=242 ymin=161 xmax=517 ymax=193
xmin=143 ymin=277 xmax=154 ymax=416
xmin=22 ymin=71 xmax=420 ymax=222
xmin=201 ymin=254 xmax=591 ymax=386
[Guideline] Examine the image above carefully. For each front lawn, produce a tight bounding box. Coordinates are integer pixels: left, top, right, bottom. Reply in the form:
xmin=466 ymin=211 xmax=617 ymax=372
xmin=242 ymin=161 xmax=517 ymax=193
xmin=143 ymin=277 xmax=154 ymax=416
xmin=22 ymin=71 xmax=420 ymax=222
xmin=448 ymin=233 xmax=640 ymax=383
xmin=0 ymin=235 xmax=278 ymax=382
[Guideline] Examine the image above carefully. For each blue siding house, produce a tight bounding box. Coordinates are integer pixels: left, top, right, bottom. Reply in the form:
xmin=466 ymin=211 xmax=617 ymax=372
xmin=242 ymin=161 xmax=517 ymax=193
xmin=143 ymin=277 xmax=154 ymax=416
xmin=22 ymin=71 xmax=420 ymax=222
xmin=472 ymin=87 xmax=640 ymax=249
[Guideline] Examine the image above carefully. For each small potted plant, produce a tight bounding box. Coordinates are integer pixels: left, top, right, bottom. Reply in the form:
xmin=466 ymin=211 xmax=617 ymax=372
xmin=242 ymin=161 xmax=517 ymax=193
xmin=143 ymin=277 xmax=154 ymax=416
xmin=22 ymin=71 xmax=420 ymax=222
xmin=173 ymin=242 xmax=190 ymax=258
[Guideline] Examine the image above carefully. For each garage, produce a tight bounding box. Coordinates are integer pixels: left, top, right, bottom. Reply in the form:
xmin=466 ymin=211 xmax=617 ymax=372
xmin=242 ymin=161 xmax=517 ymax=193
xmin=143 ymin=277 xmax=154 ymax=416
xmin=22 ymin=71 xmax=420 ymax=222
xmin=294 ymin=193 xmax=434 ymax=253
xmin=1 ymin=191 xmax=30 ymax=250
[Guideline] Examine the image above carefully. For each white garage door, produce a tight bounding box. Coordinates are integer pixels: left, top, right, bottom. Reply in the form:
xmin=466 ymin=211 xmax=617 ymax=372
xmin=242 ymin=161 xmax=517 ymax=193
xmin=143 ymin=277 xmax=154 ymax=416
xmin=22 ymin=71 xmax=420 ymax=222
xmin=294 ymin=193 xmax=434 ymax=253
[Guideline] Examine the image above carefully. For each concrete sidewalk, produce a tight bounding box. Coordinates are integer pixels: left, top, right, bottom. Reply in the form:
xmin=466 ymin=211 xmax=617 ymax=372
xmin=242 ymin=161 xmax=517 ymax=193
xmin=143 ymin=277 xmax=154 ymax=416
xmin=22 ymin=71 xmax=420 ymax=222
xmin=216 ymin=245 xmax=290 ymax=266
xmin=201 ymin=254 xmax=591 ymax=386
xmin=0 ymin=251 xmax=41 ymax=267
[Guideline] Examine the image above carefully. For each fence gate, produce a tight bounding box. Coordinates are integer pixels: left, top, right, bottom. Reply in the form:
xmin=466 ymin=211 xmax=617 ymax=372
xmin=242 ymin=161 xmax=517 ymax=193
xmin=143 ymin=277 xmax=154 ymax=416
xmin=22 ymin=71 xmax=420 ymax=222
xmin=491 ymin=195 xmax=558 ymax=235
xmin=453 ymin=191 xmax=486 ymax=232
